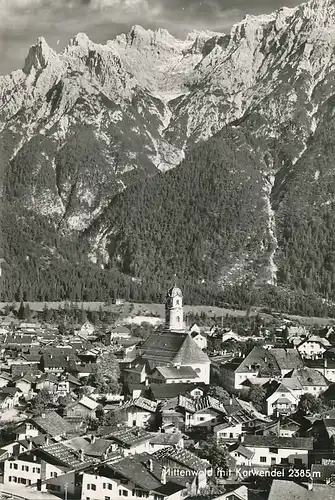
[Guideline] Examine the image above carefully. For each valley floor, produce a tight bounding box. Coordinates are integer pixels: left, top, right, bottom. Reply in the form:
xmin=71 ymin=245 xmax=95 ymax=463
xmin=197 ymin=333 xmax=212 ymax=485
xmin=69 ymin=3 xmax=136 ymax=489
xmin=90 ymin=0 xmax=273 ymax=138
xmin=0 ymin=301 xmax=334 ymax=326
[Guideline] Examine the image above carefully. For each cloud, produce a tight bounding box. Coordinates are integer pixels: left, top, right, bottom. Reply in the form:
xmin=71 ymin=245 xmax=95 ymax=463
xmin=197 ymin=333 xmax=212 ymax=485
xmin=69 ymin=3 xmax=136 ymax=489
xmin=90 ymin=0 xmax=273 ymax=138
xmin=0 ymin=0 xmax=302 ymax=75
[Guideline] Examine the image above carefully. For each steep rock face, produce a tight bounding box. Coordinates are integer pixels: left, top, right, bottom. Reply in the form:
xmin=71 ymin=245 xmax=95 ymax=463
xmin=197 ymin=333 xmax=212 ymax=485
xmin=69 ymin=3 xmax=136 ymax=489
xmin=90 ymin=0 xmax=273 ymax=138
xmin=1 ymin=0 xmax=335 ymax=300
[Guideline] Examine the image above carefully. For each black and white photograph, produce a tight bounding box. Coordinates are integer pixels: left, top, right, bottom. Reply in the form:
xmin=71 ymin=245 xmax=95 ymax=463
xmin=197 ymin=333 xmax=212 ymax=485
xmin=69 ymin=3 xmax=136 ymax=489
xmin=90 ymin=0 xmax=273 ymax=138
xmin=1 ymin=1 xmax=335 ymax=499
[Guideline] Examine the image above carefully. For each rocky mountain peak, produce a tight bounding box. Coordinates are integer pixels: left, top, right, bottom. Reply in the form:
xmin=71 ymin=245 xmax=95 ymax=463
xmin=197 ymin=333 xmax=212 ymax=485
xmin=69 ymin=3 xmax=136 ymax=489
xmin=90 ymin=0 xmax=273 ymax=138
xmin=23 ymin=36 xmax=56 ymax=74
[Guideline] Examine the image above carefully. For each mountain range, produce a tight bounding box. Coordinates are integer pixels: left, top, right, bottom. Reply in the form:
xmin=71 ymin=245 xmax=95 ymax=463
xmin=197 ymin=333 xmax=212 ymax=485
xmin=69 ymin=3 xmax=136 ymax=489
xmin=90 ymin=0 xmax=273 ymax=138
xmin=1 ymin=0 xmax=335 ymax=313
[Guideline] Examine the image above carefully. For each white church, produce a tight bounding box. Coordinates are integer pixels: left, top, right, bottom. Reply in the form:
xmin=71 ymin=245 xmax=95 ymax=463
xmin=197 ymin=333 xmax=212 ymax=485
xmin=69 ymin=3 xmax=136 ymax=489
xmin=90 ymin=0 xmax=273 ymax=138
xmin=125 ymin=285 xmax=211 ymax=385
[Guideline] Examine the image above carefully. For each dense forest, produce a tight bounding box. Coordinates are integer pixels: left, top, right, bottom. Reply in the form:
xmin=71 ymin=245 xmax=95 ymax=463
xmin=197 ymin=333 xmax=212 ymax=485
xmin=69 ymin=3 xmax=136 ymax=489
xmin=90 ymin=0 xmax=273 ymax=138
xmin=2 ymin=113 xmax=335 ymax=318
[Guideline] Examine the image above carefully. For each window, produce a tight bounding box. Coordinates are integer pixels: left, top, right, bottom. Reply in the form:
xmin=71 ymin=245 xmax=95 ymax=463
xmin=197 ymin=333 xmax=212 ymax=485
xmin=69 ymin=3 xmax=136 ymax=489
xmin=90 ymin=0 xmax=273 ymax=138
xmin=91 ymin=485 xmax=96 ymax=491
xmin=269 ymin=447 xmax=278 ymax=454
xmin=9 ymin=464 xmax=12 ymax=469
xmin=36 ymin=468 xmax=40 ymax=474
xmin=199 ymin=417 xmax=205 ymax=421
xmin=8 ymin=477 xmax=11 ymax=482
xmin=260 ymin=457 xmax=267 ymax=463
xmin=108 ymin=484 xmax=112 ymax=490
xmin=103 ymin=483 xmax=106 ymax=489
xmin=87 ymin=485 xmax=91 ymax=490
xmin=229 ymin=433 xmax=233 ymax=438
xmin=105 ymin=497 xmax=110 ymax=500
xmin=122 ymin=492 xmax=128 ymax=497
xmin=13 ymin=464 xmax=18 ymax=470
xmin=176 ymin=316 xmax=180 ymax=322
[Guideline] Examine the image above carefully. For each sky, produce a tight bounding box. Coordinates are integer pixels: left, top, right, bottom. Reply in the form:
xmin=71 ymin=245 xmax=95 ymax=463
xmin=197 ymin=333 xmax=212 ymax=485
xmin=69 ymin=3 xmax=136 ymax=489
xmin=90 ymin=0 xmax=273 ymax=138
xmin=0 ymin=0 xmax=304 ymax=75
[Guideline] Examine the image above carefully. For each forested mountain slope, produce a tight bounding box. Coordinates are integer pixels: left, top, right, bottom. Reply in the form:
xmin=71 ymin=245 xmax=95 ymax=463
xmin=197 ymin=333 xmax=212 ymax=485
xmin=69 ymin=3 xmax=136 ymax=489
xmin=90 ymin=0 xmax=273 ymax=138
xmin=1 ymin=0 xmax=335 ymax=313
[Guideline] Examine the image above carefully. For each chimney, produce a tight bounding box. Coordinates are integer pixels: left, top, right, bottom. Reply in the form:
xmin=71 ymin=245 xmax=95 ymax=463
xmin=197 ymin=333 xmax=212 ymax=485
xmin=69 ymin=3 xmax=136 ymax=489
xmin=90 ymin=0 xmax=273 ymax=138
xmin=148 ymin=459 xmax=153 ymax=472
xmin=161 ymin=466 xmax=167 ymax=485
xmin=79 ymin=449 xmax=84 ymax=462
xmin=240 ymin=434 xmax=245 ymax=443
xmin=228 ymin=416 xmax=232 ymax=423
xmin=28 ymin=438 xmax=33 ymax=450
xmin=41 ymin=413 xmax=46 ymax=419
xmin=21 ymin=372 xmax=24 ymax=378
xmin=66 ymin=355 xmax=69 ymax=362
xmin=91 ymin=434 xmax=96 ymax=444
xmin=229 ymin=398 xmax=233 ymax=406
xmin=308 ymin=480 xmax=313 ymax=491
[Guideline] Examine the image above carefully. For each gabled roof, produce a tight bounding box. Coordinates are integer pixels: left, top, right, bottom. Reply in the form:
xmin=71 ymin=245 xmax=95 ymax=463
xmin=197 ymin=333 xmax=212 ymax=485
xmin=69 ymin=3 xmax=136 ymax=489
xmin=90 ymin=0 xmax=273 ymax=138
xmin=76 ymin=395 xmax=99 ymax=411
xmin=102 ymin=427 xmax=153 ymax=447
xmin=269 ymin=479 xmax=335 ymax=500
xmin=140 ymin=332 xmax=209 ymax=366
xmin=270 ymin=348 xmax=304 ymax=371
xmin=153 ymin=446 xmax=209 ymax=471
xmin=40 ymin=442 xmax=97 ymax=468
xmin=119 ymin=396 xmax=157 ymax=413
xmin=231 ymin=444 xmax=254 ymax=460
xmin=30 ymin=411 xmax=72 ymax=437
xmin=243 ymin=434 xmax=313 ymax=450
xmin=148 ymin=382 xmax=205 ymax=401
xmin=235 ymin=347 xmax=281 ymax=376
xmin=173 ymin=334 xmax=210 ymax=365
xmin=154 ymin=365 xmax=199 ymax=380
xmin=287 ymin=367 xmax=328 ymax=387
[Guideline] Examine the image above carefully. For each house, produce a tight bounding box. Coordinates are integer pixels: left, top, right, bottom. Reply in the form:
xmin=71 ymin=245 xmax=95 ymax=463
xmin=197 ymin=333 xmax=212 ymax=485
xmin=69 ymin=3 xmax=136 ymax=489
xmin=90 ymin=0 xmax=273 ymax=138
xmin=65 ymin=396 xmax=99 ymax=420
xmin=219 ymin=346 xmax=302 ymax=391
xmin=268 ymin=479 xmax=335 ymax=500
xmin=0 ymin=372 xmax=12 ymax=388
xmin=297 ymin=336 xmax=331 ymax=359
xmin=76 ymin=321 xmax=95 ymax=339
xmin=65 ymin=435 xmax=118 ymax=461
xmin=229 ymin=443 xmax=254 ymax=467
xmin=257 ymin=418 xmax=301 ymax=438
xmin=41 ymin=354 xmax=72 ymax=374
xmin=116 ymin=397 xmax=158 ymax=428
xmin=190 ymin=329 xmax=207 ymax=350
xmin=146 ymin=383 xmax=205 ymax=402
xmin=214 ymin=418 xmax=243 ymax=443
xmin=306 ymin=358 xmax=335 ymax=383
xmin=35 ymin=373 xmax=58 ymax=392
xmin=175 ymin=395 xmax=227 ymax=431
xmin=3 ymin=442 xmax=95 ymax=494
xmin=0 ymin=387 xmax=21 ymax=409
xmin=81 ymin=453 xmax=186 ymax=500
xmin=221 ymin=329 xmax=243 ymax=344
xmin=285 ymin=367 xmax=329 ymax=396
xmin=105 ymin=326 xmax=131 ymax=345
xmin=266 ymin=383 xmax=299 ymax=417
xmin=150 ymin=366 xmax=200 ymax=384
xmin=241 ymin=434 xmax=313 ymax=467
xmin=98 ymin=427 xmax=154 ymax=456
xmin=307 ymin=418 xmax=335 ymax=451
xmin=16 ymin=411 xmax=73 ymax=441
xmin=123 ymin=361 xmax=149 ymax=385
xmin=153 ymin=446 xmax=210 ymax=493
xmin=14 ymin=373 xmax=35 ymax=397
xmin=75 ymin=363 xmax=97 ymax=379
xmin=149 ymin=432 xmax=184 ymax=453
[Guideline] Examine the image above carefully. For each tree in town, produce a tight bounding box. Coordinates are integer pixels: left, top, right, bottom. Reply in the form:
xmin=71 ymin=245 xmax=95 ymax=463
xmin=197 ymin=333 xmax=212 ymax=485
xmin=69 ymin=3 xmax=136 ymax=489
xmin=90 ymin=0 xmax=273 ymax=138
xmin=88 ymin=350 xmax=120 ymax=394
xmin=30 ymin=389 xmax=54 ymax=415
xmin=248 ymin=385 xmax=266 ymax=413
xmin=298 ymin=393 xmax=323 ymax=415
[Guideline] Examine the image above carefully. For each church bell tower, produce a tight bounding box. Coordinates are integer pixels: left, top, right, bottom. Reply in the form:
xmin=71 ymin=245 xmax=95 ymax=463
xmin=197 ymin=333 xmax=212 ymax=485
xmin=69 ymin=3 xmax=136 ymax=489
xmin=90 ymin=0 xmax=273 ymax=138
xmin=165 ymin=284 xmax=185 ymax=332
